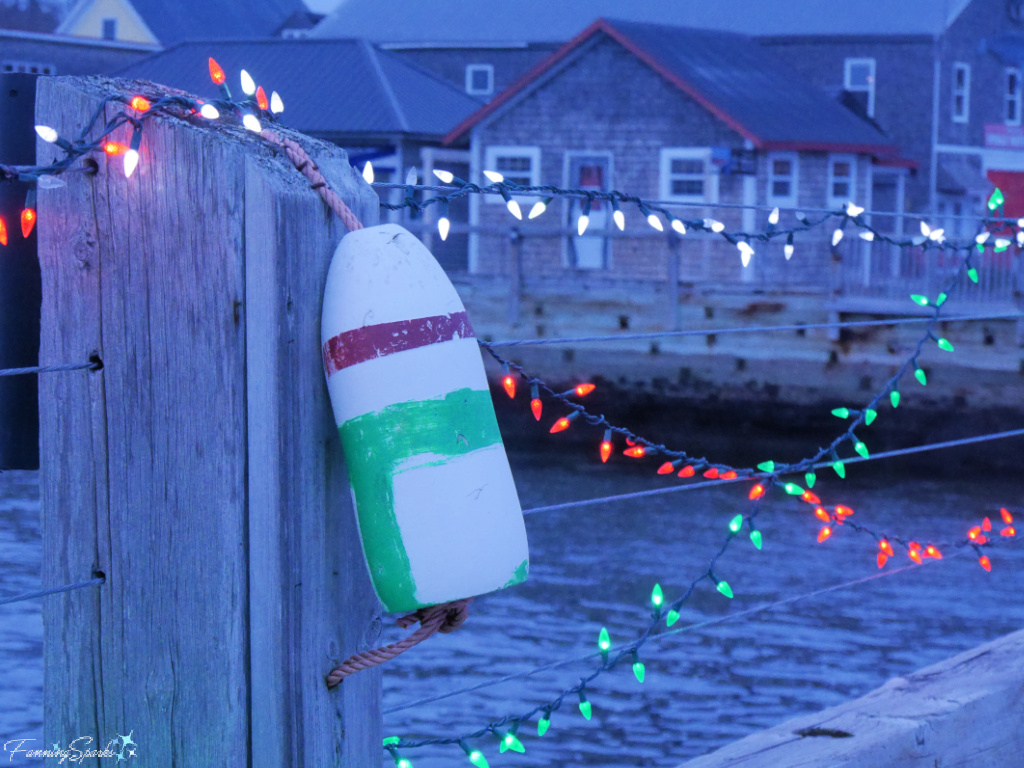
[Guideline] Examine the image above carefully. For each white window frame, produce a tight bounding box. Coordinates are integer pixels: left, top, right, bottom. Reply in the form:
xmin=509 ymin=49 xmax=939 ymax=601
xmin=844 ymin=57 xmax=876 ymax=118
xmin=482 ymin=145 xmax=540 ymax=204
xmin=1006 ymin=67 xmax=1022 ymax=126
xmin=465 ymin=64 xmax=494 ymax=96
xmin=952 ymin=62 xmax=970 ymax=124
xmin=827 ymin=154 xmax=857 ymax=209
xmin=766 ymin=151 xmax=799 ymax=208
xmin=659 ymin=148 xmax=718 ymax=203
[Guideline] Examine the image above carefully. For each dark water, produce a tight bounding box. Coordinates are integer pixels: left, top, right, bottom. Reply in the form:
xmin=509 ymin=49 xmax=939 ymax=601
xmin=2 ymin=456 xmax=1022 ymax=767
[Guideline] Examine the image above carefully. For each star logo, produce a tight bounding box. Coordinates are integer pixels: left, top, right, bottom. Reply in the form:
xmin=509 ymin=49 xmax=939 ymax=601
xmin=115 ymin=731 xmax=137 ymax=761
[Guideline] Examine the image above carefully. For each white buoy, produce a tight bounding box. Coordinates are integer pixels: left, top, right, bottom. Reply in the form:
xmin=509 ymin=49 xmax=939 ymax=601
xmin=321 ymin=224 xmax=529 ymax=612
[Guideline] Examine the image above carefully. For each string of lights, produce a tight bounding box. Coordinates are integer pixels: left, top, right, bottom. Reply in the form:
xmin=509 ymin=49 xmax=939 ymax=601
xmin=0 ymin=58 xmax=285 ymax=244
xmin=482 ymin=311 xmax=1024 ymax=348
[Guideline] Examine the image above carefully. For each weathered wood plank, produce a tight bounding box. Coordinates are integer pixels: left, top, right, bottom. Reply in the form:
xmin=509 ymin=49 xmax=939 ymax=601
xmin=39 ymin=75 xmax=381 ymax=767
xmin=678 ymin=628 xmax=1024 ymax=768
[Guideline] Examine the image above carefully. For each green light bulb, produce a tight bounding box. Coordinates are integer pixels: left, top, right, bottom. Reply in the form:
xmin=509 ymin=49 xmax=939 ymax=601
xmin=995 ymin=239 xmax=1010 ymax=253
xmin=666 ymin=609 xmax=680 ymax=627
xmin=716 ymin=580 xmax=734 ymax=599
xmin=865 ymin=408 xmax=877 ymax=425
xmin=728 ymin=514 xmax=743 ymax=533
xmin=632 ymin=651 xmax=646 ymax=683
xmin=910 ymin=294 xmax=929 ymax=307
xmin=500 ymin=732 xmax=524 ymax=754
xmin=783 ymin=482 xmax=804 ymax=495
xmin=937 ymin=338 xmax=954 ymax=352
xmin=598 ymin=627 xmax=611 ymax=653
xmin=650 ymin=583 xmax=663 ymax=608
xmin=383 ymin=737 xmax=401 ymax=747
xmin=757 ymin=460 xmax=775 ymax=472
xmin=831 ymin=407 xmax=850 ymax=418
xmin=936 ymin=292 xmax=947 ymax=306
xmin=537 ymin=714 xmax=550 ymax=737
xmin=854 ymin=441 xmax=869 ymax=458
xmin=467 ymin=751 xmax=488 ymax=768
xmin=915 ymin=368 xmax=927 ymax=386
xmin=397 ymin=759 xmax=411 ymax=768
xmin=988 ymin=188 xmax=1004 ymax=210
xmin=750 ymin=529 xmax=763 ymax=550
xmin=578 ymin=692 xmax=592 ymax=720
xmin=805 ymin=471 xmax=816 ymax=488
xmin=890 ymin=390 xmax=900 ymax=408
xmin=968 ymin=267 xmax=979 ymax=283
xmin=833 ymin=460 xmax=846 ymax=478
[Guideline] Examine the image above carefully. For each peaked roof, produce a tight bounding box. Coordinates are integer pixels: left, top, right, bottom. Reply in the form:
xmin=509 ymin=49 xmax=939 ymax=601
xmin=0 ymin=0 xmax=59 ymax=33
xmin=312 ymin=0 xmax=972 ymax=43
xmin=59 ymin=0 xmax=307 ymax=46
xmin=117 ymin=39 xmax=484 ymax=138
xmin=445 ymin=19 xmax=896 ymax=154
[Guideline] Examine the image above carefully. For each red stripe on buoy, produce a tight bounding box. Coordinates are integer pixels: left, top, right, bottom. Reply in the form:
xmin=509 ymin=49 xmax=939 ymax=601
xmin=322 ymin=311 xmax=475 ymax=376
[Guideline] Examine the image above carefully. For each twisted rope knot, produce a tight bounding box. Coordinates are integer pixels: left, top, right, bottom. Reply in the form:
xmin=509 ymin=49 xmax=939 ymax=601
xmin=326 ymin=598 xmax=473 ymax=689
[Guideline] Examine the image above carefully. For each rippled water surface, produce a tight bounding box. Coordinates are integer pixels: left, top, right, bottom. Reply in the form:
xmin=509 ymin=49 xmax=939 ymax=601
xmin=2 ymin=456 xmax=1022 ymax=766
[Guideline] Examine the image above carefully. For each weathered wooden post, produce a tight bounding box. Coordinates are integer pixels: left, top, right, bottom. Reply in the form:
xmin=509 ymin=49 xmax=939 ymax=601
xmin=37 ymin=76 xmax=382 ymax=767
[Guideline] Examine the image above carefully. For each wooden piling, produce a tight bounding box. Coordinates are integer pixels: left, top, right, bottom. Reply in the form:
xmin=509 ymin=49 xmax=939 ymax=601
xmin=36 ymin=76 xmax=382 ymax=767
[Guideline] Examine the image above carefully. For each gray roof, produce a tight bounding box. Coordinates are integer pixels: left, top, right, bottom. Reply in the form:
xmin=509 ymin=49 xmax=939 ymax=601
xmin=448 ymin=19 xmax=896 ymax=153
xmin=312 ymin=0 xmax=972 ymax=43
xmin=117 ymin=40 xmax=483 ymax=138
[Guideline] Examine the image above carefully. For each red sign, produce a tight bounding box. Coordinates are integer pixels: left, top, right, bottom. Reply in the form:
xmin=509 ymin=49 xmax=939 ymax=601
xmin=985 ymin=124 xmax=1024 ymax=149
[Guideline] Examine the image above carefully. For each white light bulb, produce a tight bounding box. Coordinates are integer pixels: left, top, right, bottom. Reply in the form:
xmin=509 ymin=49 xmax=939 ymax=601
xmin=710 ymin=219 xmax=725 ymax=232
xmin=1017 ymin=231 xmax=1024 ymax=246
xmin=123 ymin=149 xmax=139 ymax=178
xmin=846 ymin=202 xmax=864 ymax=217
xmin=433 ymin=169 xmax=454 ymax=184
xmin=36 ymin=175 xmax=66 ymax=190
xmin=405 ymin=167 xmax=418 ymax=186
xmin=199 ymin=104 xmax=220 ymax=119
xmin=242 ymin=114 xmax=262 ymax=132
xmin=483 ymin=170 xmax=504 ymax=183
xmin=270 ymin=91 xmax=284 ymax=114
xmin=240 ymin=69 xmax=256 ymax=96
xmin=647 ymin=213 xmax=663 ymax=232
xmin=996 ymin=237 xmax=1012 ymax=249
xmin=506 ymin=199 xmax=522 ymax=220
xmin=438 ymin=217 xmax=450 ymax=240
xmin=929 ymin=228 xmax=945 ymax=242
xmin=671 ymin=218 xmax=686 ymax=235
xmin=920 ymin=221 xmax=931 ymax=237
xmin=737 ymin=242 xmax=754 ymax=267
xmin=784 ymin=243 xmax=794 ymax=260
xmin=832 ymin=228 xmax=844 ymax=246
xmin=362 ymin=161 xmax=374 ymax=183
xmin=768 ymin=207 xmax=779 ymax=225
xmin=528 ymin=200 xmax=546 ymax=219
xmin=859 ymin=231 xmax=875 ymax=241
xmin=976 ymin=232 xmax=990 ymax=244
xmin=1018 ymin=218 xmax=1024 ymax=228
xmin=34 ymin=125 xmax=58 ymax=143
xmin=613 ymin=209 xmax=625 ymax=231
xmin=577 ymin=214 xmax=589 ymax=235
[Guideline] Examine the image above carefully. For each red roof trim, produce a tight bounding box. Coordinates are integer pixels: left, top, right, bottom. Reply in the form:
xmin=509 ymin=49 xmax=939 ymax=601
xmin=873 ymin=155 xmax=919 ymax=169
xmin=760 ymin=140 xmax=898 ymax=154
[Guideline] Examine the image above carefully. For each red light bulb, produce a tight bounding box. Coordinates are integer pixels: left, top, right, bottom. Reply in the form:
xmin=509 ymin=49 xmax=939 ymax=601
xmin=814 ymin=507 xmax=830 ymax=522
xmin=531 ymin=398 xmax=542 ymax=420
xmin=657 ymin=462 xmax=675 ymax=475
xmin=129 ymin=95 xmax=151 ymax=111
xmin=0 ymin=216 xmax=7 ymax=246
xmin=1001 ymin=526 xmax=1016 ymax=537
xmin=748 ymin=484 xmax=765 ymax=501
xmin=502 ymin=375 xmax=516 ymax=399
xmin=979 ymin=556 xmax=992 ymax=572
xmin=623 ymin=446 xmax=646 ymax=458
xmin=877 ymin=552 xmax=888 ymax=569
xmin=909 ymin=548 xmax=923 ymax=564
xmin=703 ymin=467 xmax=719 ymax=479
xmin=20 ymin=208 xmax=36 ymax=238
xmin=835 ymin=505 xmax=854 ymax=517
xmin=968 ymin=526 xmax=982 ymax=540
xmin=574 ymin=383 xmax=595 ymax=396
xmin=600 ymin=441 xmax=613 ymax=463
xmin=550 ymin=417 xmax=571 ymax=434
xmin=801 ymin=490 xmax=820 ymax=504
xmin=982 ymin=517 xmax=992 ymax=531
xmin=1000 ymin=508 xmax=1013 ymax=524
xmin=879 ymin=539 xmax=894 ymax=557
xmin=677 ymin=465 xmax=695 ymax=478
xmin=256 ymin=85 xmax=269 ymax=111
xmin=720 ymin=470 xmax=737 ymax=479
xmin=817 ymin=526 xmax=832 ymax=543
xmin=209 ymin=57 xmax=226 ymax=85
xmin=104 ymin=141 xmax=127 ymax=156
xmin=925 ymin=545 xmax=942 ymax=559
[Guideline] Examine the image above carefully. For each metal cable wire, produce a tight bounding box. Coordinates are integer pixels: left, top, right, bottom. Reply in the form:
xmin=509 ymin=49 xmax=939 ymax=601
xmin=0 ymin=575 xmax=105 ymax=607
xmin=522 ymin=428 xmax=1024 ymax=516
xmin=483 ymin=312 xmax=1024 ymax=348
xmin=0 ymin=361 xmax=99 ymax=377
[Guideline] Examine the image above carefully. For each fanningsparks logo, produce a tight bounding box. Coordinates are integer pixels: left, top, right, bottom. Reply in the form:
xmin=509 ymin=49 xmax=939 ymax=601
xmin=3 ymin=731 xmax=138 ymax=762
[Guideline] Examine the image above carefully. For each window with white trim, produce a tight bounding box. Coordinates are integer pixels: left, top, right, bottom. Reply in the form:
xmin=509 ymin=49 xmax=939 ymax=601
xmin=1 ymin=60 xmax=56 ymax=75
xmin=827 ymin=155 xmax=857 ymax=209
xmin=766 ymin=152 xmax=799 ymax=208
xmin=952 ymin=62 xmax=970 ymax=123
xmin=844 ymin=58 xmax=876 ymax=117
xmin=1006 ymin=67 xmax=1022 ymax=125
xmin=102 ymin=17 xmax=117 ymax=40
xmin=659 ymin=148 xmax=717 ymax=203
xmin=482 ymin=145 xmax=540 ymax=202
xmin=465 ymin=64 xmax=494 ymax=96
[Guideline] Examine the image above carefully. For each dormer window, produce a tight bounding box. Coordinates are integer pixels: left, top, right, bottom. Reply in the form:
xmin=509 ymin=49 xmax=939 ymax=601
xmin=466 ymin=64 xmax=494 ymax=97
xmin=844 ymin=58 xmax=876 ymax=118
xmin=102 ymin=17 xmax=117 ymax=40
